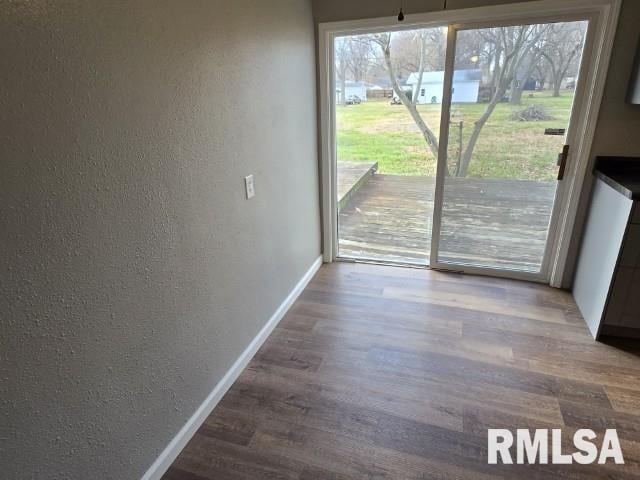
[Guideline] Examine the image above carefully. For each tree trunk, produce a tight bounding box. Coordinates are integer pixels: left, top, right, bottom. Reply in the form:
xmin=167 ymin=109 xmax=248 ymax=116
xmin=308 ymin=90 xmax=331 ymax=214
xmin=536 ymin=73 xmax=546 ymax=90
xmin=338 ymin=67 xmax=346 ymax=105
xmin=510 ymin=80 xmax=524 ymax=105
xmin=457 ymin=25 xmax=546 ymax=176
xmin=458 ymin=91 xmax=502 ymax=176
xmin=381 ymin=39 xmax=439 ymax=159
xmin=510 ymin=50 xmax=542 ymax=105
xmin=552 ymin=77 xmax=562 ymax=97
xmin=491 ymin=45 xmax=503 ymax=92
xmin=458 ymin=51 xmax=513 ymax=175
xmin=412 ymin=32 xmax=427 ymax=108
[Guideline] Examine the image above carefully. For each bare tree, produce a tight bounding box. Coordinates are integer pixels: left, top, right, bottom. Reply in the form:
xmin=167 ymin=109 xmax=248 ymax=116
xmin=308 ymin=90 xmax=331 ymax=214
xmin=334 ymin=36 xmax=375 ymax=104
xmin=345 ymin=37 xmax=375 ymax=82
xmin=362 ymin=25 xmax=549 ymax=176
xmin=509 ymin=44 xmax=545 ymax=105
xmin=455 ymin=24 xmax=548 ymax=175
xmin=541 ymin=22 xmax=586 ymax=97
xmin=382 ymin=31 xmax=419 ymax=80
xmin=334 ymin=37 xmax=349 ymax=105
xmin=370 ymin=31 xmax=440 ymax=159
xmin=533 ymin=61 xmax=550 ymax=91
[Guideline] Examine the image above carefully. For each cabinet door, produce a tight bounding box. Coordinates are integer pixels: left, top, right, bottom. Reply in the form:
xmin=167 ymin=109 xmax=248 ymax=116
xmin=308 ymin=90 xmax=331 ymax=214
xmin=604 ymin=268 xmax=633 ymax=326
xmin=632 ymin=203 xmax=640 ymax=224
xmin=573 ymin=180 xmax=633 ymax=338
xmin=620 ymin=225 xmax=640 ymax=268
xmin=620 ymin=269 xmax=640 ymax=328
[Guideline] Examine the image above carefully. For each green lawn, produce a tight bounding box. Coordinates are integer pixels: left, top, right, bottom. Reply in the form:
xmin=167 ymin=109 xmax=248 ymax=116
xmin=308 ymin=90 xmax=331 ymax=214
xmin=336 ymin=91 xmax=574 ymax=181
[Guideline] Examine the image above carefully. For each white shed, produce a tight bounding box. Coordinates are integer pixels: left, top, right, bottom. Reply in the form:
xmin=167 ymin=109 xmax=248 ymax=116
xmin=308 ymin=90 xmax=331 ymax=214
xmin=406 ymin=69 xmax=481 ymax=104
xmin=336 ymin=81 xmax=368 ymax=102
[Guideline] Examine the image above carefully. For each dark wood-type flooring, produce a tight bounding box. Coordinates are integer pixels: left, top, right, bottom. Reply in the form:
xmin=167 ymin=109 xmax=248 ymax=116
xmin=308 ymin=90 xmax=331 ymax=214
xmin=163 ymin=262 xmax=640 ymax=480
xmin=338 ymin=174 xmax=555 ymax=271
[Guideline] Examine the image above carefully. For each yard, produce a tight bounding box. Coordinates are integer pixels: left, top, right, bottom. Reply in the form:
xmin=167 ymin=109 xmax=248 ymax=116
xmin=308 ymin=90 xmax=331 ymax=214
xmin=336 ymin=91 xmax=574 ymax=181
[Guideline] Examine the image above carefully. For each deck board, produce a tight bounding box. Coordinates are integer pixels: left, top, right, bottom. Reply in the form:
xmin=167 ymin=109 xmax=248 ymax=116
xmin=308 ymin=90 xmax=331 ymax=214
xmin=336 ymin=161 xmax=377 ymax=207
xmin=338 ymin=174 xmax=556 ymax=271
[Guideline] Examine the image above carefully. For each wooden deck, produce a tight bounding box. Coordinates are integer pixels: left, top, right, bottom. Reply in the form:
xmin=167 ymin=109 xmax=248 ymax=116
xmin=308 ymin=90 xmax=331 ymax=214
xmin=337 ymin=162 xmax=378 ymax=211
xmin=338 ymin=174 xmax=556 ymax=271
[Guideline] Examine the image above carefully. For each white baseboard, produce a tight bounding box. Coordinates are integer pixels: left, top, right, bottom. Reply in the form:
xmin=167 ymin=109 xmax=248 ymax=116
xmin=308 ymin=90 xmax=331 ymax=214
xmin=141 ymin=255 xmax=322 ymax=480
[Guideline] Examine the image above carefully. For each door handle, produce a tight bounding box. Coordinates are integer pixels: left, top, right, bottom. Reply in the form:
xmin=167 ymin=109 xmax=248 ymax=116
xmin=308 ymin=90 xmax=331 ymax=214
xmin=545 ymin=128 xmax=566 ymax=136
xmin=557 ymin=144 xmax=569 ymax=181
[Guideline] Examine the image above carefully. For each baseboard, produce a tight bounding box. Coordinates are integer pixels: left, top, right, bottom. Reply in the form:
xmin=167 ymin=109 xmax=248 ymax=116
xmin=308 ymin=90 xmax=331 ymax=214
xmin=140 ymin=255 xmax=322 ymax=480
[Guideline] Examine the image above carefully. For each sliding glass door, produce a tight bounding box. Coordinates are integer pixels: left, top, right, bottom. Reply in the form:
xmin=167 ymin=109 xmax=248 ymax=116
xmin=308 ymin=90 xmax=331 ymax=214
xmin=334 ymin=28 xmax=446 ymax=265
xmin=328 ymin=13 xmax=594 ymax=281
xmin=431 ymin=19 xmax=590 ymax=278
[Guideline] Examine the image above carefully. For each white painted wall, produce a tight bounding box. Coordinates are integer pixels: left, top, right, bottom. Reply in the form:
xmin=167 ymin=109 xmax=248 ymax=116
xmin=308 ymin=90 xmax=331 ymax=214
xmin=0 ymin=1 xmax=319 ymax=478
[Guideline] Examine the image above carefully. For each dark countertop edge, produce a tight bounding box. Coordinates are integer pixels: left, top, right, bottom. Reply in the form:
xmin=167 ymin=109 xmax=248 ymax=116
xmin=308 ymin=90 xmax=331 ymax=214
xmin=594 ymin=170 xmax=639 ymax=200
xmin=594 ymin=156 xmax=640 ymax=201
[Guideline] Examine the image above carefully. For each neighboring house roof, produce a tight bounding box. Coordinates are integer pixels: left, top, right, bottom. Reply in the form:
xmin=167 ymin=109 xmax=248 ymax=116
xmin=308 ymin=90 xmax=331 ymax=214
xmin=406 ymin=69 xmax=482 ymax=85
xmin=337 ymin=81 xmax=382 ymax=92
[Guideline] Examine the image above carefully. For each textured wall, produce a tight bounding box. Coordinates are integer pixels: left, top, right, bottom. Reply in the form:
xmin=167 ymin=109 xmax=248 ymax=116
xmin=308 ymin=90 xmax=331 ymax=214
xmin=0 ymin=1 xmax=319 ymax=478
xmin=590 ymin=0 xmax=640 ymax=156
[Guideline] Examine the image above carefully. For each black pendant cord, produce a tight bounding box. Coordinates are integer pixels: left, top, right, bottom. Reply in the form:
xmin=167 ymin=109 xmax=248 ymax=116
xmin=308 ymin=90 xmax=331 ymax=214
xmin=399 ymin=0 xmax=446 ymax=22
xmin=397 ymin=0 xmax=404 ymax=21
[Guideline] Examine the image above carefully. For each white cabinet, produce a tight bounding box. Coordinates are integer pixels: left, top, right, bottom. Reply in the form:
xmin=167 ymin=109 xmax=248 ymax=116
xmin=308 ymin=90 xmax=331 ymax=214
xmin=573 ymin=179 xmax=640 ymax=338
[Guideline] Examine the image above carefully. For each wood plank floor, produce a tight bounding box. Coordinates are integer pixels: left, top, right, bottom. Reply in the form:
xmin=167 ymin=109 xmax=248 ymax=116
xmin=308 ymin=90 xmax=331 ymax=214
xmin=162 ymin=263 xmax=640 ymax=480
xmin=338 ymin=174 xmax=555 ymax=271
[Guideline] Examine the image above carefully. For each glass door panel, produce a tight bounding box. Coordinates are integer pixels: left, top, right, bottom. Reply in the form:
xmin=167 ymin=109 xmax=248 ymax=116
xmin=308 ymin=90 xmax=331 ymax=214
xmin=334 ymin=28 xmax=446 ymax=265
xmin=436 ymin=20 xmax=589 ymax=274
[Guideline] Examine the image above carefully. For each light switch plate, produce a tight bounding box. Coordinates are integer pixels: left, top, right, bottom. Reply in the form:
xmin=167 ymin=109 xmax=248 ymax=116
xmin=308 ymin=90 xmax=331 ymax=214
xmin=244 ymin=174 xmax=255 ymax=199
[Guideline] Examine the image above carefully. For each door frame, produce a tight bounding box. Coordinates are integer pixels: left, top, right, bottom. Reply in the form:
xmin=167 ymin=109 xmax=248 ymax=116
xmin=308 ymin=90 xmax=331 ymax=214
xmin=318 ymin=0 xmax=621 ymax=286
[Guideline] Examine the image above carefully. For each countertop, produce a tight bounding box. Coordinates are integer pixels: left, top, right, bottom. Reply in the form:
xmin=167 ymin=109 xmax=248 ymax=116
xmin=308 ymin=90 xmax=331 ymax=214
xmin=595 ymin=157 xmax=640 ymax=200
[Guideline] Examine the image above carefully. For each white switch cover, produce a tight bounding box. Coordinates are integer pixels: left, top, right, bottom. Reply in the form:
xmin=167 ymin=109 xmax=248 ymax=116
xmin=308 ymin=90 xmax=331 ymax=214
xmin=244 ymin=174 xmax=255 ymax=199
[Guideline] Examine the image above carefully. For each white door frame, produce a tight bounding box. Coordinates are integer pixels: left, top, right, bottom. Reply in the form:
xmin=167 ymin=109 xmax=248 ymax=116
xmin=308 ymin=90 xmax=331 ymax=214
xmin=318 ymin=0 xmax=621 ymax=286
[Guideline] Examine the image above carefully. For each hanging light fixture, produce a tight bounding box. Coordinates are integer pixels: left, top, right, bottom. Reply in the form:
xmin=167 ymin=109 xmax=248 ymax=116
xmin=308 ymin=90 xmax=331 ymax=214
xmin=398 ymin=0 xmax=446 ymax=22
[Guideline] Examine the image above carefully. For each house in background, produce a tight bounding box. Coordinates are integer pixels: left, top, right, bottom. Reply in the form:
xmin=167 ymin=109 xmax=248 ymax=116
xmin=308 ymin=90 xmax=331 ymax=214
xmin=406 ymin=69 xmax=482 ymax=104
xmin=336 ymin=80 xmax=368 ymax=102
